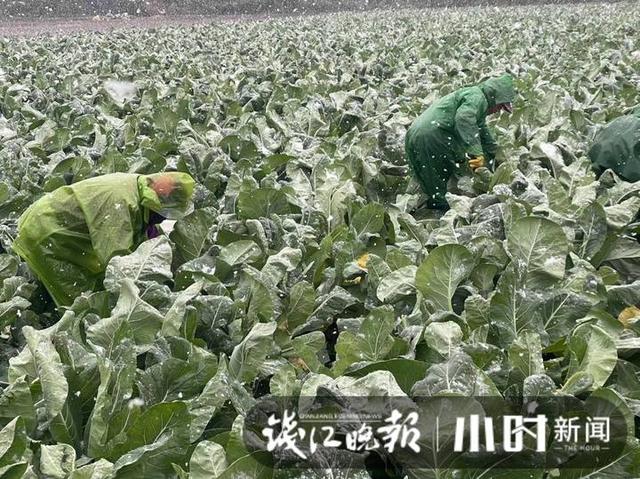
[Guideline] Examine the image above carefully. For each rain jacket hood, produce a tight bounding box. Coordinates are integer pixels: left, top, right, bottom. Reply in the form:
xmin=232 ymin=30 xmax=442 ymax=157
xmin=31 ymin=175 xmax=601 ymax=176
xmin=12 ymin=172 xmax=195 ymax=306
xmin=139 ymin=172 xmax=196 ymax=220
xmin=479 ymin=74 xmax=516 ymax=108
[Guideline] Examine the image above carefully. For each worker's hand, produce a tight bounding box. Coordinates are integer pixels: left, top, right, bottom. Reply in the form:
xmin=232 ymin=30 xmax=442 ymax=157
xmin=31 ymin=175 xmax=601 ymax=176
xmin=467 ymin=155 xmax=486 ymax=171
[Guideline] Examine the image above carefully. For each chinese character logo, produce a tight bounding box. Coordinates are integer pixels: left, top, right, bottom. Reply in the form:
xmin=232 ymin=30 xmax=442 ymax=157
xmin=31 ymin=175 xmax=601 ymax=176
xmin=454 ymin=414 xmax=547 ymax=453
xmin=261 ymin=409 xmax=421 ymax=458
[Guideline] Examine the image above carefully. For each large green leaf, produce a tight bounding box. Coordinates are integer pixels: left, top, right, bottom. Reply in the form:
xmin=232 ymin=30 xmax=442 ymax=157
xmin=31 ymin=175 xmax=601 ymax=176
xmin=293 ymin=287 xmax=357 ymax=335
xmin=136 ymin=340 xmax=217 ymax=407
xmin=219 ymin=135 xmax=260 ymax=161
xmin=565 ymin=324 xmax=618 ymax=392
xmin=333 ymin=307 xmax=395 ymax=375
xmin=0 ymin=297 xmax=30 ymax=330
xmin=260 ymin=247 xmax=302 ymax=287
xmin=0 ymin=417 xmax=28 ymax=468
xmin=0 ymin=377 xmax=35 ymax=432
xmin=216 ymin=240 xmax=263 ymax=279
xmin=237 ymin=268 xmax=280 ymax=324
xmin=605 ymin=197 xmax=640 ymax=229
xmin=489 ymin=266 xmax=545 ymax=346
xmin=287 ymin=332 xmax=326 ymax=374
xmin=415 ymin=244 xmax=474 ymax=311
xmin=228 ymin=322 xmax=277 ymax=383
xmin=104 ymin=237 xmax=173 ymax=293
xmin=111 ymin=402 xmax=191 ymax=478
xmin=536 ymin=290 xmax=593 ymax=344
xmin=506 ymin=216 xmax=568 ymax=288
xmin=161 ymin=281 xmax=203 ymax=337
xmin=109 ymin=280 xmax=164 ymax=344
xmin=424 ymin=321 xmax=463 ymax=356
xmin=508 ymin=332 xmax=545 ymax=379
xmin=187 ymin=356 xmax=255 ymax=440
xmin=351 ymin=202 xmax=385 ymax=239
xmin=217 ymin=452 xmax=273 ymax=479
xmin=347 ymin=359 xmax=429 ymax=395
xmin=170 ymin=208 xmax=216 ymax=267
xmin=189 ymin=440 xmax=227 ymax=479
xmin=86 ymin=340 xmax=136 ymax=458
xmin=69 ymin=459 xmax=114 ymax=479
xmin=38 ymin=444 xmax=75 ymax=479
xmin=236 ymin=188 xmax=291 ymax=220
xmin=576 ymin=203 xmax=608 ymax=260
xmin=376 ymin=265 xmax=417 ymax=303
xmin=411 ymin=352 xmax=499 ymax=396
xmin=284 ymin=281 xmax=315 ymax=332
xmin=23 ymin=326 xmax=68 ymax=421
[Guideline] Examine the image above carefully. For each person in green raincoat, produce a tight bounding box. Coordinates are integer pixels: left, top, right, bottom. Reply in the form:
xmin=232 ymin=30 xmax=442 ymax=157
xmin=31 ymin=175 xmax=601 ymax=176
xmin=12 ymin=172 xmax=195 ymax=307
xmin=588 ymin=109 xmax=640 ymax=182
xmin=405 ymin=74 xmax=516 ymax=210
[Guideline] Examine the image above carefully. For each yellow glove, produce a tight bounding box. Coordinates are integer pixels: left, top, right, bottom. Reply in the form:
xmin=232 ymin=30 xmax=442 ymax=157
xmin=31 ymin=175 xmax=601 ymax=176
xmin=468 ymin=155 xmax=486 ymax=171
xmin=619 ymin=306 xmax=640 ymax=329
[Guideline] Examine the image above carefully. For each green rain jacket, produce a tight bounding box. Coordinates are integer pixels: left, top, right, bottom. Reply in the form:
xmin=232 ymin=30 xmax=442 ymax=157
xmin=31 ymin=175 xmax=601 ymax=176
xmin=588 ymin=110 xmax=640 ymax=182
xmin=405 ymin=74 xmax=516 ymax=208
xmin=12 ymin=172 xmax=195 ymax=307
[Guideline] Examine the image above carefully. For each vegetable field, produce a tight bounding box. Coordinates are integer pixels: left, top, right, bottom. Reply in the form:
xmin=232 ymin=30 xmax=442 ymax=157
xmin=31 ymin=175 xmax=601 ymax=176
xmin=1 ymin=2 xmax=640 ymax=478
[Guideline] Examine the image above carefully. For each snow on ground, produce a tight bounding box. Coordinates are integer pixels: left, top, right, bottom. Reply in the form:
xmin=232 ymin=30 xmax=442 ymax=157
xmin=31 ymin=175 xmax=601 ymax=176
xmin=0 ymin=14 xmax=271 ymax=37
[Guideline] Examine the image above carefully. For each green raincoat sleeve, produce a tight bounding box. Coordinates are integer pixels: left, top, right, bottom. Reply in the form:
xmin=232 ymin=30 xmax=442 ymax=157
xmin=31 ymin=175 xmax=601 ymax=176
xmin=477 ymin=73 xmax=515 ymax=167
xmin=479 ymin=120 xmax=498 ymax=165
xmin=454 ymin=89 xmax=488 ymax=158
xmin=588 ymin=111 xmax=640 ymax=183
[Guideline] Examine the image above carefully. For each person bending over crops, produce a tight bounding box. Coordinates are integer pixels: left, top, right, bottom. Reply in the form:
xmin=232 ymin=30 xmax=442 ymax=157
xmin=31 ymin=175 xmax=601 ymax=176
xmin=12 ymin=172 xmax=195 ymax=307
xmin=588 ymin=109 xmax=640 ymax=182
xmin=405 ymin=74 xmax=515 ymax=210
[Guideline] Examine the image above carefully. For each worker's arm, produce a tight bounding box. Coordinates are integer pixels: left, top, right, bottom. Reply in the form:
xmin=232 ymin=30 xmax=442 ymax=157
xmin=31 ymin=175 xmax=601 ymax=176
xmin=479 ymin=118 xmax=498 ymax=170
xmin=454 ymin=91 xmax=486 ymax=158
